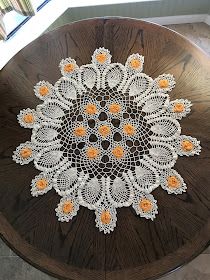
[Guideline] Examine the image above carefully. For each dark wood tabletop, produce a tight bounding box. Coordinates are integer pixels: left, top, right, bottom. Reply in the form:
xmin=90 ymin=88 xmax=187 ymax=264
xmin=0 ymin=17 xmax=210 ymax=280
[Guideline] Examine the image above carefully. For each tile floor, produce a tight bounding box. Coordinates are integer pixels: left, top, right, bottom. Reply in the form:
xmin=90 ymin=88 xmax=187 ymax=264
xmin=1 ymin=22 xmax=210 ymax=280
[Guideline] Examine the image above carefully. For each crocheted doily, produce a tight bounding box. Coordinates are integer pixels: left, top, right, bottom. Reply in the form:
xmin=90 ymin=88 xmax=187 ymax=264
xmin=13 ymin=48 xmax=201 ymax=234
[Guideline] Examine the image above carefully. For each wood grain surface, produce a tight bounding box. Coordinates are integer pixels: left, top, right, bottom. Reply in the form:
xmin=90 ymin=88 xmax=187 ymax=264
xmin=0 ymin=18 xmax=210 ymax=280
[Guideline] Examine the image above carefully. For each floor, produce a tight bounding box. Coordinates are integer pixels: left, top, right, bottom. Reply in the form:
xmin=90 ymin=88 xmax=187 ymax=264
xmin=166 ymin=22 xmax=210 ymax=56
xmin=1 ymin=22 xmax=210 ymax=280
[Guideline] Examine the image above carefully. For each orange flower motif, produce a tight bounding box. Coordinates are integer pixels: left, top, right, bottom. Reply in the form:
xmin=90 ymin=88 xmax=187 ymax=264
xmin=173 ymin=103 xmax=185 ymax=113
xmin=101 ymin=210 xmax=111 ymax=224
xmin=85 ymin=104 xmax=97 ymax=115
xmin=20 ymin=147 xmax=32 ymax=159
xmin=112 ymin=146 xmax=124 ymax=159
xmin=87 ymin=147 xmax=99 ymax=159
xmin=36 ymin=178 xmax=48 ymax=190
xmin=64 ymin=63 xmax=75 ymax=73
xmin=62 ymin=201 xmax=74 ymax=214
xmin=23 ymin=113 xmax=34 ymax=124
xmin=123 ymin=123 xmax=135 ymax=136
xmin=167 ymin=176 xmax=180 ymax=189
xmin=74 ymin=126 xmax=86 ymax=137
xmin=96 ymin=53 xmax=107 ymax=63
xmin=98 ymin=125 xmax=111 ymax=137
xmin=158 ymin=79 xmax=169 ymax=89
xmin=39 ymin=86 xmax=49 ymax=96
xmin=109 ymin=104 xmax=121 ymax=114
xmin=139 ymin=198 xmax=152 ymax=212
xmin=130 ymin=59 xmax=141 ymax=69
xmin=181 ymin=140 xmax=194 ymax=152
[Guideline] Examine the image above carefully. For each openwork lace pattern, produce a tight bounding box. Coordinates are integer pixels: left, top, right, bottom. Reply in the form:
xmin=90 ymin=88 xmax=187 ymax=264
xmin=13 ymin=48 xmax=201 ymax=234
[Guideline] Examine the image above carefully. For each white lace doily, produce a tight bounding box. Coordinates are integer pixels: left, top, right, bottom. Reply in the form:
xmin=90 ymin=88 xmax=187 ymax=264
xmin=13 ymin=48 xmax=201 ymax=234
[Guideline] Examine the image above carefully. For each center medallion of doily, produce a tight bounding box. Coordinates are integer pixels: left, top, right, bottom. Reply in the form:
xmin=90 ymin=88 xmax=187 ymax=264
xmin=58 ymin=86 xmax=152 ymax=180
xmin=13 ymin=48 xmax=201 ymax=233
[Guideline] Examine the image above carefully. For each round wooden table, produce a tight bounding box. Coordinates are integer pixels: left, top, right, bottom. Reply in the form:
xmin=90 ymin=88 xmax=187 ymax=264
xmin=1 ymin=18 xmax=210 ymax=280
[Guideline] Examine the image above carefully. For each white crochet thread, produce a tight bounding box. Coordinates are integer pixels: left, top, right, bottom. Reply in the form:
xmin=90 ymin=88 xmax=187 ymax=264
xmin=55 ymin=193 xmax=80 ymax=222
xmin=17 ymin=108 xmax=39 ymax=129
xmin=172 ymin=135 xmax=201 ymax=156
xmin=167 ymin=99 xmax=192 ymax=120
xmin=159 ymin=169 xmax=187 ymax=195
xmin=31 ymin=172 xmax=53 ymax=197
xmin=132 ymin=191 xmax=158 ymax=220
xmin=13 ymin=48 xmax=201 ymax=234
xmin=34 ymin=81 xmax=55 ymax=101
